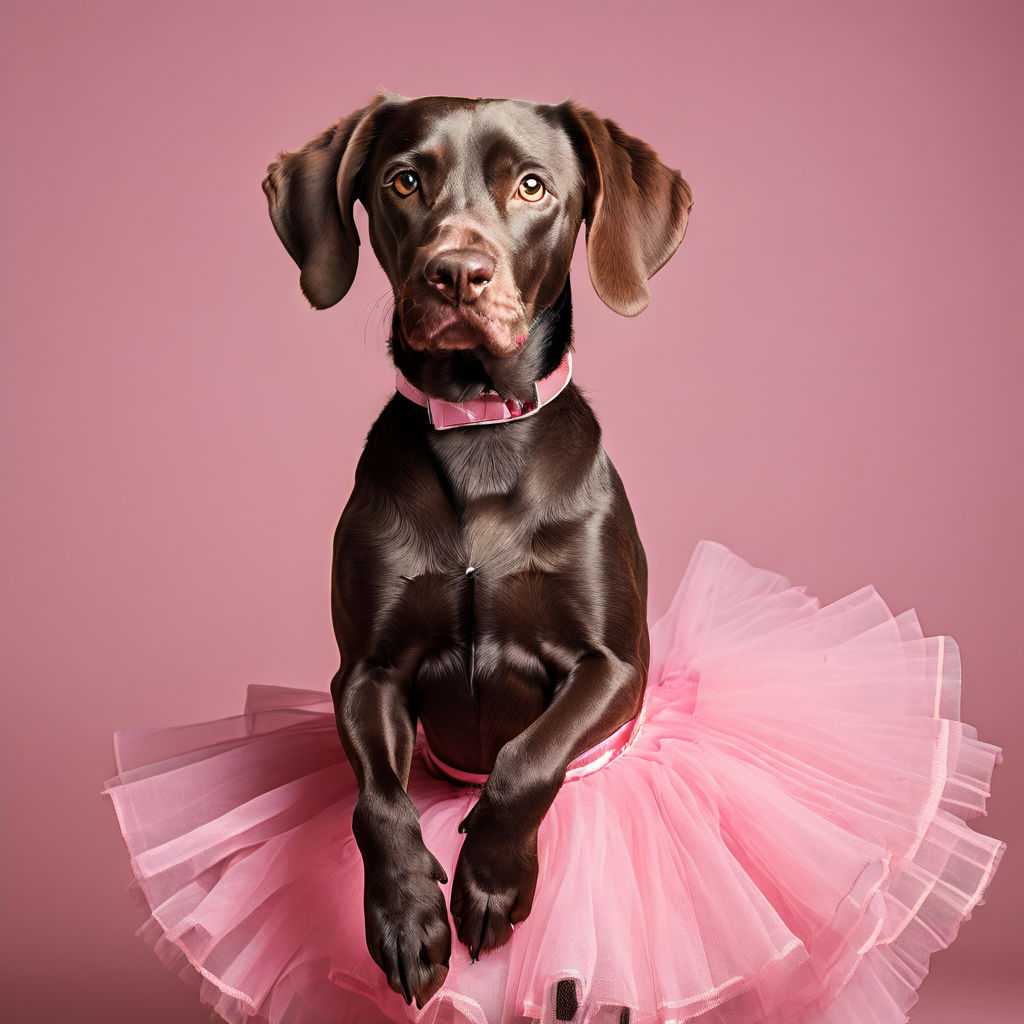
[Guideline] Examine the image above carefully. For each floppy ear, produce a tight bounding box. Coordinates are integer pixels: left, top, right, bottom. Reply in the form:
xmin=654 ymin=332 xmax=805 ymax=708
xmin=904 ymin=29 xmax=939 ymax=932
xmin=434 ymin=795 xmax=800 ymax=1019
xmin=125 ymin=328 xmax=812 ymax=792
xmin=558 ymin=101 xmax=693 ymax=317
xmin=261 ymin=93 xmax=399 ymax=309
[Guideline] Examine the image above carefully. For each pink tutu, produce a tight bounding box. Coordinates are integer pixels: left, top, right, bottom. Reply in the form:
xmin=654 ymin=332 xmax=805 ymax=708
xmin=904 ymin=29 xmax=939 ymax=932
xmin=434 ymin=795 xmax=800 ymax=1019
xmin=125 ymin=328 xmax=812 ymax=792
xmin=103 ymin=540 xmax=1004 ymax=1024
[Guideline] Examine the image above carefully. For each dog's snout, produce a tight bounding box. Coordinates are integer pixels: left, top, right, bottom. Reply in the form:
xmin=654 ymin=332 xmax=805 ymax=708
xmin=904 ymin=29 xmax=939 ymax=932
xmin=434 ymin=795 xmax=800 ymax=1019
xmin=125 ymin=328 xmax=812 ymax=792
xmin=424 ymin=249 xmax=495 ymax=305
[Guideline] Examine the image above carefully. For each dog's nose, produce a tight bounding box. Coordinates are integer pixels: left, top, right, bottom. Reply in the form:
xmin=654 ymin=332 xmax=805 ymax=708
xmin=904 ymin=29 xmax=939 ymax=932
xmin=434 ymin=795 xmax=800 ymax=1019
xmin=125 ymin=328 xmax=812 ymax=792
xmin=424 ymin=249 xmax=494 ymax=305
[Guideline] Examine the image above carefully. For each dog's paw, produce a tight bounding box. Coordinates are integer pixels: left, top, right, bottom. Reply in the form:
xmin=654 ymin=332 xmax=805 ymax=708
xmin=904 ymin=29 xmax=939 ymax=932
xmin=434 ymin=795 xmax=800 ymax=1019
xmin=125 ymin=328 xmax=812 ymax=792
xmin=363 ymin=845 xmax=452 ymax=1009
xmin=450 ymin=803 xmax=539 ymax=959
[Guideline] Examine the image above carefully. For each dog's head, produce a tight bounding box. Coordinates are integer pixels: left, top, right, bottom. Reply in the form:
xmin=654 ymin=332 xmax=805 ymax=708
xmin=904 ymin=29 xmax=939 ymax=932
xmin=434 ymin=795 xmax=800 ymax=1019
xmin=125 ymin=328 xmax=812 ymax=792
xmin=263 ymin=94 xmax=692 ymax=401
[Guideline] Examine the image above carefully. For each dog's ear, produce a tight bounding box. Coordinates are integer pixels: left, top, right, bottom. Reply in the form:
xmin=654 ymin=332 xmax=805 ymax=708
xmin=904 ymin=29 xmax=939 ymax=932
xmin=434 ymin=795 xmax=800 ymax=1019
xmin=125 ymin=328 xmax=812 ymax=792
xmin=557 ymin=101 xmax=693 ymax=317
xmin=262 ymin=93 xmax=401 ymax=309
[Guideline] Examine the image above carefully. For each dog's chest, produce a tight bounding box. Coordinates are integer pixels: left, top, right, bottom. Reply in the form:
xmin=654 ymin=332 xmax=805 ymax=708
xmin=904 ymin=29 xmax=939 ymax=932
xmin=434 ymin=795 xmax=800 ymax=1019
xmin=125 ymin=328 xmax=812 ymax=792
xmin=411 ymin=553 xmax=582 ymax=767
xmin=428 ymin=424 xmax=528 ymax=504
xmin=428 ymin=426 xmax=577 ymax=577
xmin=406 ymin=434 xmax=594 ymax=760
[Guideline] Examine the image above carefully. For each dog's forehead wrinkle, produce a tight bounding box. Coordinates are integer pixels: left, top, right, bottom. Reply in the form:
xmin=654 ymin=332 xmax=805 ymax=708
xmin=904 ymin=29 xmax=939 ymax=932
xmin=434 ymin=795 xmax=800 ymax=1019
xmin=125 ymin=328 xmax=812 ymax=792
xmin=407 ymin=100 xmax=577 ymax=178
xmin=474 ymin=114 xmax=577 ymax=178
xmin=430 ymin=174 xmax=495 ymax=228
xmin=415 ymin=107 xmax=476 ymax=155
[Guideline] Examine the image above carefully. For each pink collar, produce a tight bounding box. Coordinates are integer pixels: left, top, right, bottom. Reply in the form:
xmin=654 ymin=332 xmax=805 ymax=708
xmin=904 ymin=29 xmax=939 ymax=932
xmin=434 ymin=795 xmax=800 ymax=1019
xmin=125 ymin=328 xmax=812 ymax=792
xmin=395 ymin=352 xmax=573 ymax=430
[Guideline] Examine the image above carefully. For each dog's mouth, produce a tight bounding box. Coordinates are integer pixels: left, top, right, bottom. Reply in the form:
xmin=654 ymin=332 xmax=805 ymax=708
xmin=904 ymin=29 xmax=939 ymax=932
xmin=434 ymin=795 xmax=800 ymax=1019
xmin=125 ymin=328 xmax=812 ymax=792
xmin=392 ymin=311 xmax=541 ymax=405
xmin=398 ymin=286 xmax=529 ymax=361
xmin=390 ymin=274 xmax=573 ymax=405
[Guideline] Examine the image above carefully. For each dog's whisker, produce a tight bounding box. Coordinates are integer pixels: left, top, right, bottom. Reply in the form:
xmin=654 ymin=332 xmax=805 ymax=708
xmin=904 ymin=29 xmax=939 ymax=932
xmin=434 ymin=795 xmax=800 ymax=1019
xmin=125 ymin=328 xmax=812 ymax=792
xmin=375 ymin=297 xmax=397 ymax=350
xmin=358 ymin=289 xmax=397 ymax=351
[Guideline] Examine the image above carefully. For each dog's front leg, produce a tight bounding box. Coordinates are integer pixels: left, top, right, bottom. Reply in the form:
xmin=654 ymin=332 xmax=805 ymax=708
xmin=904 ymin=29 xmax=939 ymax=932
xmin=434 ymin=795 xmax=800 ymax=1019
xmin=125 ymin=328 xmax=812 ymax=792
xmin=332 ymin=661 xmax=451 ymax=1008
xmin=450 ymin=649 xmax=643 ymax=958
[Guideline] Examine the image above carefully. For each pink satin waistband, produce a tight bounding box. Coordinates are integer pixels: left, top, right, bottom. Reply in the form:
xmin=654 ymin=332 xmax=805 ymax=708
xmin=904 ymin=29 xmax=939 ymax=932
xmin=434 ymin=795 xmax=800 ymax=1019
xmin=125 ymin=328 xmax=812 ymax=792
xmin=421 ymin=712 xmax=643 ymax=786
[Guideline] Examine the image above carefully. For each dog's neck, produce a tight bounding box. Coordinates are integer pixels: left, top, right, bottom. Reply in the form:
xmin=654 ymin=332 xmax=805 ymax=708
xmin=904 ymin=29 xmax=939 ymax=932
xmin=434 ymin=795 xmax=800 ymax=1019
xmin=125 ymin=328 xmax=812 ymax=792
xmin=389 ymin=278 xmax=580 ymax=508
xmin=523 ymin=276 xmax=574 ymax=383
xmin=388 ymin=278 xmax=574 ymax=405
xmin=423 ymin=380 xmax=589 ymax=510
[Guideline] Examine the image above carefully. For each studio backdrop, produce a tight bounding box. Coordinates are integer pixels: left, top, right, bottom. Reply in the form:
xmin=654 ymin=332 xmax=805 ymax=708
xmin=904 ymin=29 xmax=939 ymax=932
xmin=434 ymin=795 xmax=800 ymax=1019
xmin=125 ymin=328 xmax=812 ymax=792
xmin=2 ymin=2 xmax=1020 ymax=1022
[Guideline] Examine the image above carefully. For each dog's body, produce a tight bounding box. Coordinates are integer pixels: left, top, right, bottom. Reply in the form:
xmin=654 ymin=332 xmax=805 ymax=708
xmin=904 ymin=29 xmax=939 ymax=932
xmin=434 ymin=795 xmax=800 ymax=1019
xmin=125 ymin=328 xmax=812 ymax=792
xmin=263 ymin=95 xmax=691 ymax=1009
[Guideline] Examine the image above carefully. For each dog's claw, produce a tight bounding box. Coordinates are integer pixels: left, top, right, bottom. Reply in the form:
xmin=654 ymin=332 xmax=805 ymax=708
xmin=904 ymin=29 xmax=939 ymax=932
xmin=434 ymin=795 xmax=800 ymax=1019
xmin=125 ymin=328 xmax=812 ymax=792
xmin=429 ymin=852 xmax=449 ymax=884
xmin=476 ymin=903 xmax=490 ymax=961
xmin=458 ymin=802 xmax=478 ymax=834
xmin=397 ymin=958 xmax=412 ymax=1005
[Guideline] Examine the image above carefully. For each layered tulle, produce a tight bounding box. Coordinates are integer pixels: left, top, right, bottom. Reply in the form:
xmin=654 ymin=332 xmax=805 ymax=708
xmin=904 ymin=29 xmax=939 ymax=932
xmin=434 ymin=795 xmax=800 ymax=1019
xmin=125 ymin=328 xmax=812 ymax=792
xmin=103 ymin=540 xmax=1004 ymax=1024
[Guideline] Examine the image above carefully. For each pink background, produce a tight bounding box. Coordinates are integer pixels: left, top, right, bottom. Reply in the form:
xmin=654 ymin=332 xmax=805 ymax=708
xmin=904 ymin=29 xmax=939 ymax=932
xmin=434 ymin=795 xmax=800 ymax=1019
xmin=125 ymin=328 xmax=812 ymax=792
xmin=2 ymin=1 xmax=1020 ymax=1020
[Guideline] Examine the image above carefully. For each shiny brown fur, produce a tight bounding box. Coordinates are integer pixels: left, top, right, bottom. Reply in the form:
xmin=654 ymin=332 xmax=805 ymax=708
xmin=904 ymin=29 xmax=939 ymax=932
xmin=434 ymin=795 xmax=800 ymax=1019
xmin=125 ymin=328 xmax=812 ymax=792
xmin=263 ymin=93 xmax=691 ymax=1011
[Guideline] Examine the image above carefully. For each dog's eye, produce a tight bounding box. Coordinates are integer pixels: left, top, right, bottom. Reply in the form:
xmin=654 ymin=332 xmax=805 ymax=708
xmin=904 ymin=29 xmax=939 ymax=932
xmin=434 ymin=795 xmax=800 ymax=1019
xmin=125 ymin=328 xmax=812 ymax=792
xmin=516 ymin=175 xmax=546 ymax=202
xmin=392 ymin=171 xmax=419 ymax=197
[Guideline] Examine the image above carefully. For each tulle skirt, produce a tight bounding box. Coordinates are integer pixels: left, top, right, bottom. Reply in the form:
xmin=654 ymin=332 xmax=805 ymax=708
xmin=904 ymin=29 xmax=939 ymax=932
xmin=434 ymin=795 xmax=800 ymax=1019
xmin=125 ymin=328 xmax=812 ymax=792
xmin=103 ymin=540 xmax=1005 ymax=1024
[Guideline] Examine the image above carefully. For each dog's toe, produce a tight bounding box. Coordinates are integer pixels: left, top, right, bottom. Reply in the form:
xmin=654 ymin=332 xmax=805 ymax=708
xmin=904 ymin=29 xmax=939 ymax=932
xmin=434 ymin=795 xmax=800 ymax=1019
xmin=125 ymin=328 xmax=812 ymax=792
xmin=453 ymin=887 xmax=515 ymax=959
xmin=381 ymin=930 xmax=450 ymax=1007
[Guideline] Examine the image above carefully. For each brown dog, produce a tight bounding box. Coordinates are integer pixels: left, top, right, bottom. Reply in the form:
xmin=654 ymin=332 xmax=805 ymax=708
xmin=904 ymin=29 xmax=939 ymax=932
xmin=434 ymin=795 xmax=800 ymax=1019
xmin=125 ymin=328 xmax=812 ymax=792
xmin=262 ymin=93 xmax=691 ymax=1011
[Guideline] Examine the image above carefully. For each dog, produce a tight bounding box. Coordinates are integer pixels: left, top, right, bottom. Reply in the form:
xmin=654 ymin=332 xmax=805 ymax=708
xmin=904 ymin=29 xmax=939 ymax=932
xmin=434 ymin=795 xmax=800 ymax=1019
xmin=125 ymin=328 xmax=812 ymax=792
xmin=262 ymin=93 xmax=692 ymax=1012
